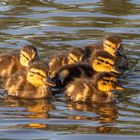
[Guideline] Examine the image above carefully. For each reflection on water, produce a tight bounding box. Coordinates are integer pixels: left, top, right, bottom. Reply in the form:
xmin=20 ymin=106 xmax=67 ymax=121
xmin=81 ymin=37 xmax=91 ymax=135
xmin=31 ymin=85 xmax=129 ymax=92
xmin=0 ymin=0 xmax=140 ymax=139
xmin=5 ymin=97 xmax=53 ymax=129
xmin=68 ymin=102 xmax=118 ymax=123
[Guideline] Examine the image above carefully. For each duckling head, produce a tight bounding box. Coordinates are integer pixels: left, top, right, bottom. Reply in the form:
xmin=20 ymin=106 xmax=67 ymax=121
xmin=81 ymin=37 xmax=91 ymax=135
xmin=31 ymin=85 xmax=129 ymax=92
xmin=48 ymin=55 xmax=68 ymax=78
xmin=20 ymin=45 xmax=39 ymax=67
xmin=103 ymin=34 xmax=122 ymax=56
xmin=68 ymin=48 xmax=85 ymax=64
xmin=94 ymin=72 xmax=124 ymax=92
xmin=91 ymin=50 xmax=121 ymax=74
xmin=26 ymin=61 xmax=55 ymax=87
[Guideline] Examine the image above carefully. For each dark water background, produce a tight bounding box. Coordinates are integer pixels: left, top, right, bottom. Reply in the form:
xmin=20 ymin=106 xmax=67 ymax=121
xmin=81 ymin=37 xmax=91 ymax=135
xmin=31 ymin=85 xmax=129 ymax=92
xmin=0 ymin=0 xmax=140 ymax=139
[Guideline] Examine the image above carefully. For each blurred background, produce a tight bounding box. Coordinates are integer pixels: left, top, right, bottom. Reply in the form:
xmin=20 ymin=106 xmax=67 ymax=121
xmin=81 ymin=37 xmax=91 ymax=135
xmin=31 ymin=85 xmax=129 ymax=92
xmin=0 ymin=0 xmax=140 ymax=139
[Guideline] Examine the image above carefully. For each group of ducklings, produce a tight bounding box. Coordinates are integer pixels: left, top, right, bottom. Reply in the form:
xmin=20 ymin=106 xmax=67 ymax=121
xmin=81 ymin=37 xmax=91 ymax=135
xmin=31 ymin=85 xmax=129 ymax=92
xmin=0 ymin=34 xmax=128 ymax=103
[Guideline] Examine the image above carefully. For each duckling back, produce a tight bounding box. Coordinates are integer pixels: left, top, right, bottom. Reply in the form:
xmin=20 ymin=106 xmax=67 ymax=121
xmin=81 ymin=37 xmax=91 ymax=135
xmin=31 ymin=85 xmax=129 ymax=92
xmin=0 ymin=52 xmax=20 ymax=77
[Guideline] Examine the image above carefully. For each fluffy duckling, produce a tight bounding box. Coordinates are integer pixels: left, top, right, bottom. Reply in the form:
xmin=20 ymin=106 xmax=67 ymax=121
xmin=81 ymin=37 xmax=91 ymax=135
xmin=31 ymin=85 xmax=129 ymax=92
xmin=84 ymin=34 xmax=122 ymax=57
xmin=52 ymin=50 xmax=120 ymax=87
xmin=65 ymin=72 xmax=124 ymax=103
xmin=4 ymin=61 xmax=55 ymax=99
xmin=48 ymin=48 xmax=85 ymax=77
xmin=84 ymin=34 xmax=128 ymax=69
xmin=0 ymin=44 xmax=39 ymax=77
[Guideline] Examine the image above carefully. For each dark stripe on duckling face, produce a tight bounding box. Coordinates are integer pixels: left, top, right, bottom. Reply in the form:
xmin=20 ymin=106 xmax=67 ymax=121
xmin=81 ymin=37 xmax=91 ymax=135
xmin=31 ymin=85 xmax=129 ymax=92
xmin=21 ymin=45 xmax=38 ymax=59
xmin=96 ymin=74 xmax=124 ymax=92
xmin=68 ymin=53 xmax=78 ymax=63
xmin=104 ymin=42 xmax=115 ymax=50
xmin=27 ymin=68 xmax=55 ymax=87
xmin=97 ymin=57 xmax=114 ymax=67
xmin=29 ymin=70 xmax=46 ymax=78
xmin=29 ymin=70 xmax=56 ymax=86
xmin=21 ymin=51 xmax=30 ymax=61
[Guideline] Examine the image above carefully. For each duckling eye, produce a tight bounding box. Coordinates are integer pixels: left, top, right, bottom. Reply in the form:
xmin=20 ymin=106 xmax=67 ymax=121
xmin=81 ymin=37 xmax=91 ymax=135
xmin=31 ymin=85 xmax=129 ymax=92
xmin=30 ymin=71 xmax=45 ymax=78
xmin=105 ymin=43 xmax=115 ymax=50
xmin=97 ymin=62 xmax=101 ymax=65
xmin=110 ymin=80 xmax=116 ymax=84
xmin=35 ymin=72 xmax=45 ymax=77
xmin=105 ymin=61 xmax=109 ymax=64
xmin=103 ymin=82 xmax=107 ymax=85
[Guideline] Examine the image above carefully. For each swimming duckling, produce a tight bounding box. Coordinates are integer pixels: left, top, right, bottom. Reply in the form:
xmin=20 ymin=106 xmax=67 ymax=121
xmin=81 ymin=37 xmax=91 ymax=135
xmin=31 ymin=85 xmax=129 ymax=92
xmin=0 ymin=44 xmax=39 ymax=77
xmin=48 ymin=48 xmax=85 ymax=77
xmin=84 ymin=34 xmax=122 ymax=57
xmin=84 ymin=34 xmax=128 ymax=69
xmin=52 ymin=50 xmax=120 ymax=87
xmin=65 ymin=72 xmax=124 ymax=103
xmin=4 ymin=61 xmax=55 ymax=99
xmin=103 ymin=34 xmax=128 ymax=69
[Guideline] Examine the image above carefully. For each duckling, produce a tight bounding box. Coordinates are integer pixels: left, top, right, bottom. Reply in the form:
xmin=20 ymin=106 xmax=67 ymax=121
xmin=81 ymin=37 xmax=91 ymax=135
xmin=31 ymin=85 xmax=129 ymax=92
xmin=103 ymin=34 xmax=128 ymax=69
xmin=52 ymin=50 xmax=120 ymax=87
xmin=48 ymin=48 xmax=85 ymax=77
xmin=4 ymin=61 xmax=55 ymax=99
xmin=84 ymin=34 xmax=128 ymax=69
xmin=65 ymin=72 xmax=124 ymax=103
xmin=0 ymin=44 xmax=39 ymax=77
xmin=84 ymin=34 xmax=122 ymax=57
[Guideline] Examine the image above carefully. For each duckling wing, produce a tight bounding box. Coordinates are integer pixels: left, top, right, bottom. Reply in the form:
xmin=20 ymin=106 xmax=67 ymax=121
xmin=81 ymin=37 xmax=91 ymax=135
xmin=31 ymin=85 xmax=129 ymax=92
xmin=48 ymin=54 xmax=68 ymax=77
xmin=4 ymin=71 xmax=28 ymax=95
xmin=52 ymin=63 xmax=94 ymax=87
xmin=0 ymin=53 xmax=20 ymax=77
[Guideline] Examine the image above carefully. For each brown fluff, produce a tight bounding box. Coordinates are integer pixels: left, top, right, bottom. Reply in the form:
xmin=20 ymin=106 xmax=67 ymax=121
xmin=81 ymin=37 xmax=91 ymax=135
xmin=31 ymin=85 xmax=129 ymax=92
xmin=48 ymin=48 xmax=85 ymax=77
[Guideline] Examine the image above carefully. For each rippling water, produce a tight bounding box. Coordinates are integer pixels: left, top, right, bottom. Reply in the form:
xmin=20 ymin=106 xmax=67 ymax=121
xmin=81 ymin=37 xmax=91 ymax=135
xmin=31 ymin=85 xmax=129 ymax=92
xmin=0 ymin=0 xmax=140 ymax=139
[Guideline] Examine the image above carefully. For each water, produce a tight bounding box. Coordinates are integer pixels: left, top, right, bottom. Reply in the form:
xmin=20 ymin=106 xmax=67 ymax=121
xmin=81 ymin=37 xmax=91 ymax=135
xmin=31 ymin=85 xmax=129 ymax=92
xmin=0 ymin=0 xmax=140 ymax=139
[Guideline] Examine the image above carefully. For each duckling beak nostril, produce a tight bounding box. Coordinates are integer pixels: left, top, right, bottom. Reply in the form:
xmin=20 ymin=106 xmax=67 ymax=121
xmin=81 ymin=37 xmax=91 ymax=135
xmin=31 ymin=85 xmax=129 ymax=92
xmin=45 ymin=77 xmax=56 ymax=87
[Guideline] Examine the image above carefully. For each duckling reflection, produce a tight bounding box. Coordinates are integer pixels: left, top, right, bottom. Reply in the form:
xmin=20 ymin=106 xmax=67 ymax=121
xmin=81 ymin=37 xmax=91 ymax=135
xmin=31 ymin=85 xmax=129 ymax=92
xmin=48 ymin=48 xmax=85 ymax=77
xmin=6 ymin=97 xmax=54 ymax=128
xmin=67 ymin=102 xmax=118 ymax=123
xmin=0 ymin=44 xmax=39 ymax=77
